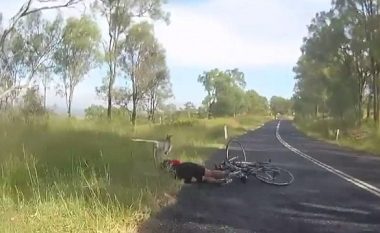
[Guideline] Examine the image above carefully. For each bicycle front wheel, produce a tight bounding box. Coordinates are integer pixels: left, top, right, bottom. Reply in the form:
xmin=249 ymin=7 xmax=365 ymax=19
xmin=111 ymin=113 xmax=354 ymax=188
xmin=225 ymin=138 xmax=247 ymax=163
xmin=255 ymin=166 xmax=294 ymax=186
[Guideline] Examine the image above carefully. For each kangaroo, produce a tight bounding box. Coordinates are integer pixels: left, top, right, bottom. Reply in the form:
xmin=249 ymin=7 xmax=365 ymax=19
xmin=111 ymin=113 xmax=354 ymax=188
xmin=132 ymin=135 xmax=173 ymax=166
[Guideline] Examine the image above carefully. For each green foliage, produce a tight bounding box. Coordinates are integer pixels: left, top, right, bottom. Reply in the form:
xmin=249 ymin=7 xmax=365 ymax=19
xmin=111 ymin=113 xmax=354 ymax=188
xmin=118 ymin=22 xmax=170 ymax=125
xmin=198 ymin=68 xmax=254 ymax=117
xmin=293 ymin=0 xmax=380 ymax=127
xmin=84 ymin=105 xmax=130 ymax=121
xmin=296 ymin=118 xmax=380 ymax=157
xmin=0 ymin=115 xmax=269 ymax=231
xmin=54 ymin=15 xmax=101 ymax=117
xmin=270 ymin=96 xmax=292 ymax=116
xmin=0 ymin=11 xmax=63 ymax=107
xmin=183 ymin=101 xmax=197 ymax=118
xmin=21 ymin=87 xmax=45 ymax=118
xmin=245 ymin=90 xmax=269 ymax=114
xmin=94 ymin=0 xmax=169 ymax=120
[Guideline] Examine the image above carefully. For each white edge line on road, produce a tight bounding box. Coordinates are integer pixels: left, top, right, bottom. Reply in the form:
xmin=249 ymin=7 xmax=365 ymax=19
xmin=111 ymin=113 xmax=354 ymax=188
xmin=276 ymin=121 xmax=380 ymax=199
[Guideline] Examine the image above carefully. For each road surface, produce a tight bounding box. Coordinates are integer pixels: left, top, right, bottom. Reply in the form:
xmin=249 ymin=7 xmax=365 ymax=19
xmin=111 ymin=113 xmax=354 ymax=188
xmin=139 ymin=120 xmax=380 ymax=233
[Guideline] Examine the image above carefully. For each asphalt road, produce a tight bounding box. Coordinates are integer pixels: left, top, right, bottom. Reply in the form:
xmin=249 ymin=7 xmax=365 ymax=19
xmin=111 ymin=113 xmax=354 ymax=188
xmin=139 ymin=120 xmax=380 ymax=233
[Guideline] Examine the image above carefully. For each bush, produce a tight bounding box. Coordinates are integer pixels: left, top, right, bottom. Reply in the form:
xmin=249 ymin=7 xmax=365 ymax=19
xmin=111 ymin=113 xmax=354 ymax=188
xmin=84 ymin=105 xmax=130 ymax=122
xmin=166 ymin=119 xmax=198 ymax=127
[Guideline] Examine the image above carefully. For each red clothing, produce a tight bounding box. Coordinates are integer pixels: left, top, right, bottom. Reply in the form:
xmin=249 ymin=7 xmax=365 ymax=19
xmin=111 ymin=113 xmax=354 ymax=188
xmin=169 ymin=159 xmax=181 ymax=166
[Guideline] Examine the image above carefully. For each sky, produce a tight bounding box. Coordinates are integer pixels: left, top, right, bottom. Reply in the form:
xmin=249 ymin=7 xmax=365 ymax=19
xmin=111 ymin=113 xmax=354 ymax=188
xmin=0 ymin=0 xmax=332 ymax=115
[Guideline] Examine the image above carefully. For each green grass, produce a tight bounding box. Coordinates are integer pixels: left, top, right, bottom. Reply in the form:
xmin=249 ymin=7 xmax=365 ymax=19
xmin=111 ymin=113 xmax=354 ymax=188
xmin=295 ymin=119 xmax=380 ymax=156
xmin=0 ymin=115 xmax=269 ymax=232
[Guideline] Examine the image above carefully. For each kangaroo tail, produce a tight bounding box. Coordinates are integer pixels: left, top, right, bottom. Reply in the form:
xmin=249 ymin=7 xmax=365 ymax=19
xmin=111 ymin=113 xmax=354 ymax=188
xmin=131 ymin=139 xmax=159 ymax=144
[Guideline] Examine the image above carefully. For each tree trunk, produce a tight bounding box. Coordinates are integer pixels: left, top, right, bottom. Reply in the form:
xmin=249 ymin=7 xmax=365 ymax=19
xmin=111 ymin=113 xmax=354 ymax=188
xmin=106 ymin=26 xmax=115 ymax=121
xmin=358 ymin=86 xmax=363 ymax=121
xmin=131 ymin=78 xmax=137 ymax=126
xmin=207 ymin=102 xmax=213 ymax=119
xmin=107 ymin=83 xmax=112 ymax=120
xmin=367 ymin=94 xmax=372 ymax=119
xmin=43 ymin=85 xmax=47 ymax=111
xmin=68 ymin=89 xmax=73 ymax=118
xmin=315 ymin=104 xmax=319 ymax=118
xmin=151 ymin=99 xmax=156 ymax=123
xmin=131 ymin=98 xmax=137 ymax=126
xmin=375 ymin=80 xmax=379 ymax=126
xmin=67 ymin=78 xmax=74 ymax=118
xmin=68 ymin=104 xmax=71 ymax=117
xmin=373 ymin=76 xmax=378 ymax=124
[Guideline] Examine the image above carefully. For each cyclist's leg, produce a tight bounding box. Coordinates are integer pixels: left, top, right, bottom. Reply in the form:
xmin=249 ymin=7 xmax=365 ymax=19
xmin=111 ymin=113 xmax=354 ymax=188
xmin=209 ymin=170 xmax=228 ymax=179
xmin=204 ymin=168 xmax=233 ymax=183
xmin=202 ymin=176 xmax=225 ymax=184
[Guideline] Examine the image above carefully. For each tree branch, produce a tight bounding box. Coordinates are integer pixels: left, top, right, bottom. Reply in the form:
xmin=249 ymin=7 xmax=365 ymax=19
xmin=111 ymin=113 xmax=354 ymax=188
xmin=0 ymin=77 xmax=32 ymax=100
xmin=1 ymin=0 xmax=81 ymax=54
xmin=0 ymin=0 xmax=82 ymax=101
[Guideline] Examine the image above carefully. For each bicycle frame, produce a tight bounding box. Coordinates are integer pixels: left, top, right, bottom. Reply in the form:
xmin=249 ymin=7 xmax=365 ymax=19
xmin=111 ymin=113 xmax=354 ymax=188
xmin=220 ymin=157 xmax=281 ymax=180
xmin=222 ymin=139 xmax=294 ymax=186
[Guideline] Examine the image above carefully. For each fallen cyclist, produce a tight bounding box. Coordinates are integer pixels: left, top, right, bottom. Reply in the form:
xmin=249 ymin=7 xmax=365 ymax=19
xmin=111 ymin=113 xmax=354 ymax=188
xmin=161 ymin=159 xmax=240 ymax=185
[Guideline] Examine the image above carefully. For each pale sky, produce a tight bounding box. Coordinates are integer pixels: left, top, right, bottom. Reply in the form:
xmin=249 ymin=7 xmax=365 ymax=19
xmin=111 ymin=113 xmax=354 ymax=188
xmin=0 ymin=0 xmax=331 ymax=114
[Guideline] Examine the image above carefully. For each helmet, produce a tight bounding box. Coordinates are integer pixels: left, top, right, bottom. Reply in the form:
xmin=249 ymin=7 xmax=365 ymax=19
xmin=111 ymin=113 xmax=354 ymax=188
xmin=161 ymin=159 xmax=180 ymax=176
xmin=161 ymin=159 xmax=172 ymax=169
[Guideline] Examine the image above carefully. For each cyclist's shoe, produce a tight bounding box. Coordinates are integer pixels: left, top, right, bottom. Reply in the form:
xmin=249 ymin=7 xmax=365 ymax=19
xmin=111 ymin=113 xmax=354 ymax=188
xmin=227 ymin=171 xmax=241 ymax=178
xmin=225 ymin=178 xmax=233 ymax=184
xmin=214 ymin=164 xmax=224 ymax=170
xmin=219 ymin=178 xmax=233 ymax=186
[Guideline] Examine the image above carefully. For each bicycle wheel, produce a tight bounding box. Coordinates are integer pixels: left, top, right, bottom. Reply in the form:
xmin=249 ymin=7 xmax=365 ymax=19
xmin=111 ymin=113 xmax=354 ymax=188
xmin=225 ymin=138 xmax=247 ymax=163
xmin=255 ymin=166 xmax=294 ymax=186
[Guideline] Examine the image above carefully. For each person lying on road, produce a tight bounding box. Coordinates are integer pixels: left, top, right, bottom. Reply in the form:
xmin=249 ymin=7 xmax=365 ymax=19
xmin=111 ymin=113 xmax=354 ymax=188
xmin=161 ymin=159 xmax=235 ymax=185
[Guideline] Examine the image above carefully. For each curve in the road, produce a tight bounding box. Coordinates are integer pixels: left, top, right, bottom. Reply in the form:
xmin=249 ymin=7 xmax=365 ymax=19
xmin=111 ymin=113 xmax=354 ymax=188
xmin=276 ymin=120 xmax=380 ymax=199
xmin=139 ymin=120 xmax=380 ymax=233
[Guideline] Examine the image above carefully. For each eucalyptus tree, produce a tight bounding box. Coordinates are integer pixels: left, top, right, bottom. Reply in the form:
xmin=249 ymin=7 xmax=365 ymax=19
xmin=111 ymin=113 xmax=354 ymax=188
xmin=53 ymin=16 xmax=101 ymax=117
xmin=94 ymin=0 xmax=169 ymax=120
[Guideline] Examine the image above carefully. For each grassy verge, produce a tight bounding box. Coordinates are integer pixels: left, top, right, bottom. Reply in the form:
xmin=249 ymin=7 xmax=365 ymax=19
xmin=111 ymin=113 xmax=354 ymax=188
xmin=0 ymin=115 xmax=269 ymax=232
xmin=295 ymin=119 xmax=380 ymax=156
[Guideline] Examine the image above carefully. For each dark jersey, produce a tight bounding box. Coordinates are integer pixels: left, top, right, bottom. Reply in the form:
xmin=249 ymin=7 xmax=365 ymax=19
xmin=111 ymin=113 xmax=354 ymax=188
xmin=174 ymin=162 xmax=205 ymax=183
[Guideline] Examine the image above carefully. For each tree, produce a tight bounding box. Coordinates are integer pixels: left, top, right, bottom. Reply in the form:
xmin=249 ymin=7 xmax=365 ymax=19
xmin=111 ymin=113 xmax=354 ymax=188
xmin=245 ymin=90 xmax=268 ymax=114
xmin=54 ymin=16 xmax=101 ymax=117
xmin=158 ymin=102 xmax=177 ymax=122
xmin=0 ymin=0 xmax=82 ymax=101
xmin=270 ymin=96 xmax=292 ymax=116
xmin=119 ymin=22 xmax=168 ymax=126
xmin=184 ymin=101 xmax=196 ymax=118
xmin=144 ymin=68 xmax=172 ymax=122
xmin=21 ymin=86 xmax=45 ymax=120
xmin=198 ymin=68 xmax=247 ymax=117
xmin=292 ymin=1 xmax=380 ymax=126
xmin=84 ymin=104 xmax=107 ymax=120
xmin=94 ymin=0 xmax=169 ymax=120
xmin=198 ymin=68 xmax=221 ymax=118
xmin=1 ymin=12 xmax=63 ymax=109
xmin=38 ymin=14 xmax=64 ymax=111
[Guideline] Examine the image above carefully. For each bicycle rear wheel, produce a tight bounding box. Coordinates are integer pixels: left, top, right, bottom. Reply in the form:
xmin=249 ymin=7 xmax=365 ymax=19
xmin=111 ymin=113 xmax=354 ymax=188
xmin=255 ymin=166 xmax=294 ymax=186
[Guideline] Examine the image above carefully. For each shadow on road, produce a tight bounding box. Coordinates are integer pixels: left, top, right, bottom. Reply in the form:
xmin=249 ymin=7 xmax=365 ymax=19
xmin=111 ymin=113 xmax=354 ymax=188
xmin=138 ymin=121 xmax=380 ymax=233
xmin=138 ymin=148 xmax=257 ymax=233
xmin=138 ymin=122 xmax=280 ymax=233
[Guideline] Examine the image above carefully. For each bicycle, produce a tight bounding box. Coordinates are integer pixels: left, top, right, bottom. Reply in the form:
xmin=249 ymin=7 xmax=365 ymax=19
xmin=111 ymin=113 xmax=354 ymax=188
xmin=217 ymin=138 xmax=294 ymax=186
